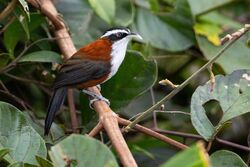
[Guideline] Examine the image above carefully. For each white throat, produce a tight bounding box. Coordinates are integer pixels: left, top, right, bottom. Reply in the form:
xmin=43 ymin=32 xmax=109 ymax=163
xmin=108 ymin=37 xmax=130 ymax=79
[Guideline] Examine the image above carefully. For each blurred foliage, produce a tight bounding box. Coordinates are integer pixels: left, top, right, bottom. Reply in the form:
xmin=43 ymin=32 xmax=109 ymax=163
xmin=160 ymin=142 xmax=210 ymax=167
xmin=0 ymin=0 xmax=250 ymax=166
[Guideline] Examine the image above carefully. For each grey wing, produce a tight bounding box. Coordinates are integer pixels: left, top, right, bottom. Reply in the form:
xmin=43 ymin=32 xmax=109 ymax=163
xmin=52 ymin=59 xmax=111 ymax=89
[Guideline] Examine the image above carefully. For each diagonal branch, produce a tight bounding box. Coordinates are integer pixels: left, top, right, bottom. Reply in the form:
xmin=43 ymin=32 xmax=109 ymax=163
xmin=118 ymin=117 xmax=188 ymax=150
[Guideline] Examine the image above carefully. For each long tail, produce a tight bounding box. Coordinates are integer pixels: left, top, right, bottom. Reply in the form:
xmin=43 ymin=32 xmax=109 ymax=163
xmin=44 ymin=87 xmax=67 ymax=135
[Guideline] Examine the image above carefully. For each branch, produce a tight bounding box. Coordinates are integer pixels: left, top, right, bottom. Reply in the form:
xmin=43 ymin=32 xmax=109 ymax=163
xmin=124 ymin=24 xmax=250 ymax=131
xmin=153 ymin=128 xmax=250 ymax=152
xmin=88 ymin=122 xmax=103 ymax=137
xmin=0 ymin=89 xmax=31 ymax=110
xmin=67 ymin=89 xmax=79 ymax=134
xmin=27 ymin=0 xmax=137 ymax=166
xmin=87 ymin=87 xmax=138 ymax=167
xmin=118 ymin=117 xmax=188 ymax=150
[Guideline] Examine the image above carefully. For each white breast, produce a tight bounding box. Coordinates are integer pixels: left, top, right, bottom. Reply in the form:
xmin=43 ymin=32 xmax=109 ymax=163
xmin=107 ymin=38 xmax=130 ymax=80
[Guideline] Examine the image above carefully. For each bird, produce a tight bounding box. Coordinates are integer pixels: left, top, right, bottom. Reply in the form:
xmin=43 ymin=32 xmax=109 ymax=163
xmin=44 ymin=27 xmax=142 ymax=135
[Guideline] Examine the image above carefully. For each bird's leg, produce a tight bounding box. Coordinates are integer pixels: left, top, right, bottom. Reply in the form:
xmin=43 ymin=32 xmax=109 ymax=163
xmin=82 ymin=89 xmax=110 ymax=109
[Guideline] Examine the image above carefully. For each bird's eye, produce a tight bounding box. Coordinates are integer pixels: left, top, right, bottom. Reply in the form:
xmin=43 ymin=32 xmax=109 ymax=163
xmin=116 ymin=32 xmax=122 ymax=38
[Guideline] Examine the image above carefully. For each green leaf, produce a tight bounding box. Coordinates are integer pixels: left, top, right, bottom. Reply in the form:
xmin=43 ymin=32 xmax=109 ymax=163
xmin=187 ymin=0 xmax=234 ymax=16
xmin=114 ymin=0 xmax=134 ymax=26
xmin=135 ymin=0 xmax=195 ymax=52
xmin=18 ymin=51 xmax=63 ymax=63
xmin=0 ymin=53 xmax=10 ymax=68
xmin=49 ymin=134 xmax=118 ymax=167
xmin=191 ymin=70 xmax=250 ymax=140
xmin=0 ymin=148 xmax=11 ymax=160
xmin=15 ymin=6 xmax=30 ymax=40
xmin=160 ymin=142 xmax=210 ymax=167
xmin=3 ymin=13 xmax=46 ymax=58
xmin=88 ymin=0 xmax=115 ymax=24
xmin=23 ymin=112 xmax=64 ymax=143
xmin=0 ymin=101 xmax=47 ymax=165
xmin=210 ymin=150 xmax=247 ymax=167
xmin=4 ymin=19 xmax=25 ymax=58
xmin=35 ymin=156 xmax=54 ymax=167
xmin=55 ymin=0 xmax=109 ymax=47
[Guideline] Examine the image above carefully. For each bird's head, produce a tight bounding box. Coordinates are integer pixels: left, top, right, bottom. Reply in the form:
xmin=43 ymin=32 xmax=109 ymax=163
xmin=101 ymin=27 xmax=142 ymax=42
xmin=100 ymin=27 xmax=142 ymax=78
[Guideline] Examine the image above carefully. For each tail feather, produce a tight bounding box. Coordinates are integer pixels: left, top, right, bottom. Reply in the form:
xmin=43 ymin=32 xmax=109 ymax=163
xmin=44 ymin=87 xmax=67 ymax=135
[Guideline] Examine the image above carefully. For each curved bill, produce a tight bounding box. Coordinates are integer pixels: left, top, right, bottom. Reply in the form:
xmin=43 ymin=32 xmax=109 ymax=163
xmin=128 ymin=32 xmax=143 ymax=40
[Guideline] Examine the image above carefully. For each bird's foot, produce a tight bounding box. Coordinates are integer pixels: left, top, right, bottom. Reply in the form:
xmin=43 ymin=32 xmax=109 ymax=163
xmin=82 ymin=89 xmax=110 ymax=109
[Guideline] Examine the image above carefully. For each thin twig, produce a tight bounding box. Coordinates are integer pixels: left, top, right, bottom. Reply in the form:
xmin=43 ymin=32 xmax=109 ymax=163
xmin=124 ymin=24 xmax=250 ymax=131
xmin=215 ymin=138 xmax=250 ymax=152
xmin=4 ymin=72 xmax=49 ymax=86
xmin=67 ymin=89 xmax=79 ymax=133
xmin=150 ymin=87 xmax=157 ymax=128
xmin=118 ymin=117 xmax=188 ymax=150
xmin=88 ymin=122 xmax=103 ymax=137
xmin=0 ymin=89 xmax=30 ymax=110
xmin=0 ymin=16 xmax=15 ymax=35
xmin=206 ymin=141 xmax=213 ymax=152
xmin=153 ymin=128 xmax=250 ymax=152
xmin=154 ymin=110 xmax=190 ymax=116
xmin=0 ymin=80 xmax=9 ymax=93
xmin=0 ymin=0 xmax=17 ymax=21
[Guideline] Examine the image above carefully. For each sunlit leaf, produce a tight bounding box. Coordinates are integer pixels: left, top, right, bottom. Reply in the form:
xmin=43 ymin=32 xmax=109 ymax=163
xmin=160 ymin=142 xmax=210 ymax=167
xmin=211 ymin=150 xmax=247 ymax=167
xmin=194 ymin=22 xmax=222 ymax=46
xmin=191 ymin=70 xmax=250 ymax=140
xmin=49 ymin=134 xmax=118 ymax=167
xmin=88 ymin=0 xmax=115 ymax=24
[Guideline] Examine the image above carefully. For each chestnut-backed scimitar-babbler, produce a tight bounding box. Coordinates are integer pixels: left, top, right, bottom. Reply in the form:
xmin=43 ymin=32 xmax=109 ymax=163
xmin=45 ymin=27 xmax=142 ymax=135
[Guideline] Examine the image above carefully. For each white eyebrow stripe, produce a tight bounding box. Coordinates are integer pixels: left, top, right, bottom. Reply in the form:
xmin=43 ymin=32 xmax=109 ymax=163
xmin=101 ymin=29 xmax=129 ymax=38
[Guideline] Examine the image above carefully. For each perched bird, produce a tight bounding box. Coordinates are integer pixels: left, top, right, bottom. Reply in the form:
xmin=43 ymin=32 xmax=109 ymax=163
xmin=45 ymin=27 xmax=142 ymax=135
